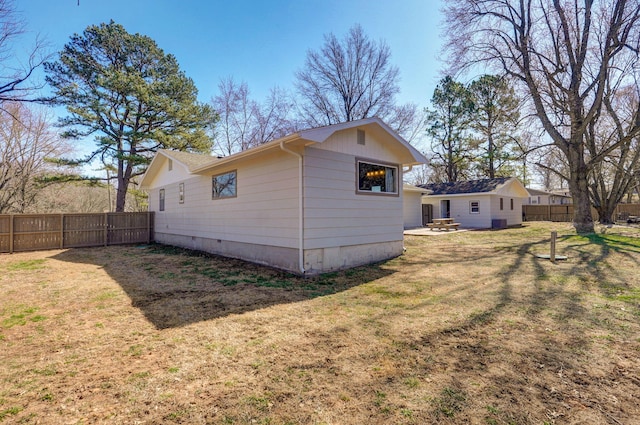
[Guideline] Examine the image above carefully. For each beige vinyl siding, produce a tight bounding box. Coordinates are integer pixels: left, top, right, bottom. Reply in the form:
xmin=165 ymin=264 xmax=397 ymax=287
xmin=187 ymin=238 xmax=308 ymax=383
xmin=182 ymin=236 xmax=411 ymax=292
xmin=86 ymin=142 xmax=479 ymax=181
xmin=313 ymin=127 xmax=407 ymax=164
xmin=153 ymin=150 xmax=300 ymax=248
xmin=490 ymin=196 xmax=523 ymax=226
xmin=403 ymin=191 xmax=423 ymax=228
xmin=450 ymin=195 xmax=492 ymax=228
xmin=147 ymin=156 xmax=192 ymax=188
xmin=303 ymin=147 xmax=403 ymax=250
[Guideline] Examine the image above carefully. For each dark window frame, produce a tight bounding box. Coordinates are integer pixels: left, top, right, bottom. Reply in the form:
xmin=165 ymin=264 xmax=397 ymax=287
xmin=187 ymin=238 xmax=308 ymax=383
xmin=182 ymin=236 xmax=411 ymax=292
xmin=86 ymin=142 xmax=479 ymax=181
xmin=355 ymin=158 xmax=399 ymax=196
xmin=212 ymin=170 xmax=237 ymax=200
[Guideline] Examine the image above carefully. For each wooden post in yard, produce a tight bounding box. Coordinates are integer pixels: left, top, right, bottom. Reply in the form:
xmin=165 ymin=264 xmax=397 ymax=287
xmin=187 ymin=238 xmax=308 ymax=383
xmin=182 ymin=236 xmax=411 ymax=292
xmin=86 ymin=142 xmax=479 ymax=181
xmin=550 ymin=231 xmax=557 ymax=263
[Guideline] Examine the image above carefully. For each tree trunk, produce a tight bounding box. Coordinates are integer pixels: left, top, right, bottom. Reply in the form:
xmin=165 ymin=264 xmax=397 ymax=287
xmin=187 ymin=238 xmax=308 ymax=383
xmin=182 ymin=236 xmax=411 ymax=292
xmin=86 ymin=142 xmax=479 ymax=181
xmin=593 ymin=201 xmax=617 ymax=225
xmin=115 ymin=177 xmax=128 ymax=212
xmin=115 ymin=155 xmax=131 ymax=213
xmin=567 ymin=147 xmax=594 ymax=233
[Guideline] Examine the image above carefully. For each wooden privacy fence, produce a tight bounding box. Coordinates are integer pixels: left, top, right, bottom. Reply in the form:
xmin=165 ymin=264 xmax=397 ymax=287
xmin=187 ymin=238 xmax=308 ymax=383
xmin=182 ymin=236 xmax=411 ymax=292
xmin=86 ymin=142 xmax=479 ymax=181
xmin=0 ymin=212 xmax=154 ymax=253
xmin=522 ymin=203 xmax=640 ymax=222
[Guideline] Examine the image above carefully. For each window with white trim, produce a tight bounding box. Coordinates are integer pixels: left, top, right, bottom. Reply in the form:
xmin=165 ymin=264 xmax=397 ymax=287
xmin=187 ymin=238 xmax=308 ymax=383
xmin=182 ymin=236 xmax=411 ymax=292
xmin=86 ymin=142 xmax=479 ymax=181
xmin=357 ymin=160 xmax=398 ymax=194
xmin=212 ymin=171 xmax=237 ymax=199
xmin=470 ymin=201 xmax=480 ymax=214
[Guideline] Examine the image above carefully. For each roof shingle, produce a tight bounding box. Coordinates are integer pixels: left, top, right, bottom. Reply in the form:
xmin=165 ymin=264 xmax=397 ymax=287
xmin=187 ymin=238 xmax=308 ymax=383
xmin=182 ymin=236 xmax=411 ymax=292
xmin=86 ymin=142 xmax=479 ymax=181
xmin=417 ymin=177 xmax=511 ymax=195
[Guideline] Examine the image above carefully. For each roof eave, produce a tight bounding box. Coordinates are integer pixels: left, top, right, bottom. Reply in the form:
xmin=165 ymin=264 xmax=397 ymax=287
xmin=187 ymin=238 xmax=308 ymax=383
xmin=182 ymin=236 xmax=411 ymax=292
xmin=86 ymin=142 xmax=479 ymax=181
xmin=191 ymin=133 xmax=302 ymax=174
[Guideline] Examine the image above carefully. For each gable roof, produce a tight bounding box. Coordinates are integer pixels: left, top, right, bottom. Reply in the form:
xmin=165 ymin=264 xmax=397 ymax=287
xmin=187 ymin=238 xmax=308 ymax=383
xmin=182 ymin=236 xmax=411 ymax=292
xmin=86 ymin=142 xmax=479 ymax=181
xmin=418 ymin=177 xmax=529 ymax=197
xmin=159 ymin=149 xmax=216 ymax=171
xmin=141 ymin=118 xmax=427 ymax=188
xmin=191 ymin=117 xmax=426 ymax=174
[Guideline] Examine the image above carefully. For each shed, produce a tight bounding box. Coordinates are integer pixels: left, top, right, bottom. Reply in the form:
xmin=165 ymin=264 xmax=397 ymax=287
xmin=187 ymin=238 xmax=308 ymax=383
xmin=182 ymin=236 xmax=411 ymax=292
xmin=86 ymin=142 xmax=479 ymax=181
xmin=417 ymin=177 xmax=529 ymax=229
xmin=140 ymin=118 xmax=427 ymax=275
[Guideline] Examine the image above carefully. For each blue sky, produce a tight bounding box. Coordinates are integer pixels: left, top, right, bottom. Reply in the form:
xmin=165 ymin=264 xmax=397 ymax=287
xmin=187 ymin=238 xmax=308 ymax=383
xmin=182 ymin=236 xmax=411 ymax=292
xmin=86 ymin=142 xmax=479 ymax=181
xmin=17 ymin=0 xmax=445 ymax=107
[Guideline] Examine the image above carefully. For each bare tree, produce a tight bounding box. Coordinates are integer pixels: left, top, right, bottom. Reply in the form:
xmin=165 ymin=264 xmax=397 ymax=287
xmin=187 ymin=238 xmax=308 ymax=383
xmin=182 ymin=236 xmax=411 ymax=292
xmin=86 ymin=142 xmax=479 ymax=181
xmin=444 ymin=0 xmax=640 ymax=233
xmin=0 ymin=102 xmax=69 ymax=213
xmin=296 ymin=24 xmax=415 ymax=132
xmin=211 ymin=78 xmax=299 ymax=155
xmin=211 ymin=77 xmax=257 ymax=155
xmin=589 ymin=85 xmax=640 ymax=222
xmin=0 ymin=0 xmax=48 ymax=105
xmin=252 ymin=86 xmax=299 ymax=145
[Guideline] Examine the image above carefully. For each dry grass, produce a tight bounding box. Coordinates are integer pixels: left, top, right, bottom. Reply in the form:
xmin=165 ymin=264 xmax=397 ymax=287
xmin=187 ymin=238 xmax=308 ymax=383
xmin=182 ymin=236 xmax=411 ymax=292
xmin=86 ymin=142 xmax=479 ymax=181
xmin=1 ymin=222 xmax=639 ymax=424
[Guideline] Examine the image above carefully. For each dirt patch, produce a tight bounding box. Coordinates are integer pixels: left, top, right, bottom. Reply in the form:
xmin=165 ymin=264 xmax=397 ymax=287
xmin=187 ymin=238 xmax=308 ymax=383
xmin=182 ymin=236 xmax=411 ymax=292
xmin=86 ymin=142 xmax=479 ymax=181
xmin=0 ymin=222 xmax=639 ymax=424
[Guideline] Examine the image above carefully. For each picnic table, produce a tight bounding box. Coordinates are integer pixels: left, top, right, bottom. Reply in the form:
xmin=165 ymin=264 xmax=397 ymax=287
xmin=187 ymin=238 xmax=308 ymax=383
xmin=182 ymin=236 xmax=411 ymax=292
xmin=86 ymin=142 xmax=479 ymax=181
xmin=426 ymin=218 xmax=461 ymax=231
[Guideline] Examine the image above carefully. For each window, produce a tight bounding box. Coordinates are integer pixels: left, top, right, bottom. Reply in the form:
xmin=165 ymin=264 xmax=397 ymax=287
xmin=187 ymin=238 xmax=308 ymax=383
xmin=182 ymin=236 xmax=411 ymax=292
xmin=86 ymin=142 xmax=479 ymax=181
xmin=357 ymin=160 xmax=398 ymax=195
xmin=500 ymin=198 xmax=504 ymax=210
xmin=212 ymin=170 xmax=237 ymax=199
xmin=510 ymin=198 xmax=514 ymax=210
xmin=470 ymin=201 xmax=480 ymax=214
xmin=179 ymin=183 xmax=184 ymax=204
xmin=159 ymin=189 xmax=165 ymax=211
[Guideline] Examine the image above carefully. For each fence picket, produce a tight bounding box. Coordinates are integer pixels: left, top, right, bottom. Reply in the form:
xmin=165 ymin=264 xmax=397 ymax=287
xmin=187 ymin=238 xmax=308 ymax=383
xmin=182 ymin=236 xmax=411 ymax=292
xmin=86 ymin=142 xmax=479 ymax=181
xmin=523 ymin=203 xmax=640 ymax=222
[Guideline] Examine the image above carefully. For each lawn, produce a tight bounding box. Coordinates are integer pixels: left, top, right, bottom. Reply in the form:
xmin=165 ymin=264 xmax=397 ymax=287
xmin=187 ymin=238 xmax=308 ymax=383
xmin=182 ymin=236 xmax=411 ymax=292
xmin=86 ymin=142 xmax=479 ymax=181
xmin=1 ymin=222 xmax=639 ymax=424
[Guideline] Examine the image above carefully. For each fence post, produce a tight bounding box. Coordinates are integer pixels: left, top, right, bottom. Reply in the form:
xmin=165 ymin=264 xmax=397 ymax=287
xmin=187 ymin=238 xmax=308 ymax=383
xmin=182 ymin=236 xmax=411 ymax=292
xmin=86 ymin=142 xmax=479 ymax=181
xmin=9 ymin=214 xmax=14 ymax=254
xmin=60 ymin=214 xmax=64 ymax=249
xmin=146 ymin=211 xmax=151 ymax=244
xmin=104 ymin=213 xmax=108 ymax=246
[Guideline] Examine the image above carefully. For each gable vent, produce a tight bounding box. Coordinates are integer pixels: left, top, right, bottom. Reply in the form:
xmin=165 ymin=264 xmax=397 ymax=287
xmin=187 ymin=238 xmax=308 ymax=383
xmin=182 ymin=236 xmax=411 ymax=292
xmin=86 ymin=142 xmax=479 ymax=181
xmin=357 ymin=129 xmax=365 ymax=145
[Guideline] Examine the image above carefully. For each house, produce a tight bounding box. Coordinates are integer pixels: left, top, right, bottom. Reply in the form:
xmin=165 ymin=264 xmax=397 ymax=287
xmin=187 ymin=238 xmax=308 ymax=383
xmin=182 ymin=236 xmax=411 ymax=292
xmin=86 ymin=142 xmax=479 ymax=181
xmin=526 ymin=188 xmax=572 ymax=205
xmin=417 ymin=177 xmax=530 ymax=229
xmin=140 ymin=118 xmax=427 ymax=275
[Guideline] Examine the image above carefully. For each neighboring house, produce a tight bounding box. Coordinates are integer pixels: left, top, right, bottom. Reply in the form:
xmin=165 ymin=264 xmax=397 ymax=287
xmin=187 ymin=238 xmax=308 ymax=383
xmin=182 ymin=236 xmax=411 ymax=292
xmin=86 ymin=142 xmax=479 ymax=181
xmin=417 ymin=177 xmax=530 ymax=229
xmin=140 ymin=118 xmax=427 ymax=275
xmin=526 ymin=188 xmax=572 ymax=205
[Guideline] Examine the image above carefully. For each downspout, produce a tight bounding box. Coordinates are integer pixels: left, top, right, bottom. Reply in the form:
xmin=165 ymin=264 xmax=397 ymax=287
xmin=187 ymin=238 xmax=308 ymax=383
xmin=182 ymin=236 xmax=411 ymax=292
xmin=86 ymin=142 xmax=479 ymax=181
xmin=280 ymin=141 xmax=305 ymax=275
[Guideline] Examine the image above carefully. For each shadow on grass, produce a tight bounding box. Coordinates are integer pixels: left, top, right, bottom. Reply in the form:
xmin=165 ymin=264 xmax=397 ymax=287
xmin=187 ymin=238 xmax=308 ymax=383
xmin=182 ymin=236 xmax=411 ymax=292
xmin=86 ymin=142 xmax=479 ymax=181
xmin=399 ymin=230 xmax=640 ymax=422
xmin=51 ymin=243 xmax=395 ymax=330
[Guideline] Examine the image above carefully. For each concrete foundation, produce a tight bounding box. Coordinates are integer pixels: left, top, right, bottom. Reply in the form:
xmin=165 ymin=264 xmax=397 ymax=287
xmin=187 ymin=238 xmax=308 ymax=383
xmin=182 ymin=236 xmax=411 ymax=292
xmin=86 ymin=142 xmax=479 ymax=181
xmin=154 ymin=232 xmax=403 ymax=276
